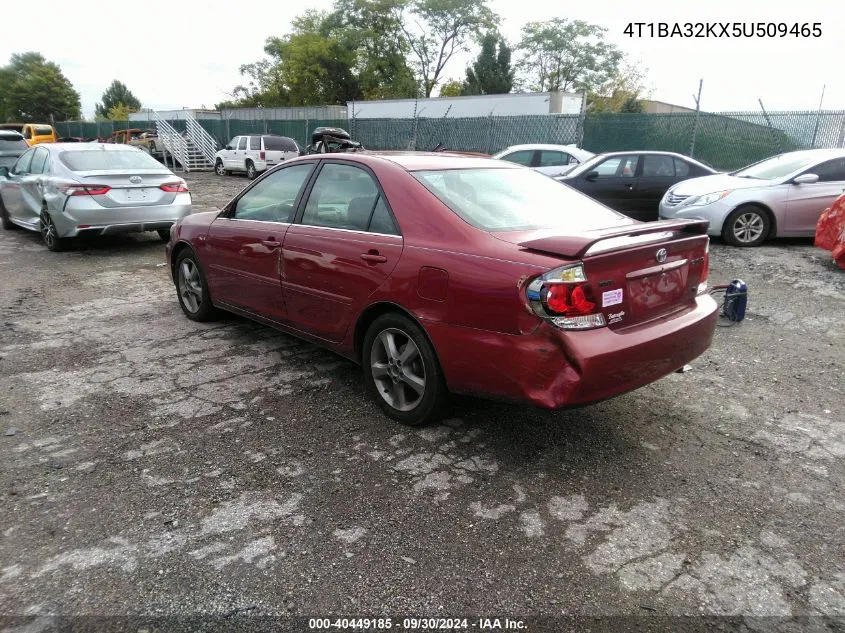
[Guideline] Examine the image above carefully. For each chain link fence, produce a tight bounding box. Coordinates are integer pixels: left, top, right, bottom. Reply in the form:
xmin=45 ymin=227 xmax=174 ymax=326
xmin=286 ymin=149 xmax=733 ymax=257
xmin=54 ymin=110 xmax=845 ymax=171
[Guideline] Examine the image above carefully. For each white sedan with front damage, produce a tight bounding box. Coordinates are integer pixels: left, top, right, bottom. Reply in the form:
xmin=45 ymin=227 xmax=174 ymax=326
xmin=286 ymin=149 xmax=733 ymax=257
xmin=0 ymin=143 xmax=191 ymax=251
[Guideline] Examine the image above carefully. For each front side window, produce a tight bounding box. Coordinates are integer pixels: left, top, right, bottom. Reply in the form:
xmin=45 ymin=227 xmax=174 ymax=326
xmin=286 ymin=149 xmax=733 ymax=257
xmin=300 ymin=163 xmax=380 ymax=231
xmin=13 ymin=149 xmax=35 ymax=174
xmin=237 ymin=137 xmax=248 ymax=150
xmin=592 ymin=155 xmax=639 ymax=178
xmin=227 ymin=137 xmax=240 ymax=150
xmin=807 ymin=158 xmax=845 ymax=182
xmin=500 ymin=150 xmax=534 ymax=166
xmin=413 ymin=167 xmax=631 ymax=232
xmin=232 ymin=164 xmax=313 ymax=222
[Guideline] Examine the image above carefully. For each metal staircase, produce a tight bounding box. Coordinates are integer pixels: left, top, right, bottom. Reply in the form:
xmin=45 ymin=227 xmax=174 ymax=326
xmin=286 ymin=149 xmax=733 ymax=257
xmin=153 ymin=110 xmax=217 ymax=172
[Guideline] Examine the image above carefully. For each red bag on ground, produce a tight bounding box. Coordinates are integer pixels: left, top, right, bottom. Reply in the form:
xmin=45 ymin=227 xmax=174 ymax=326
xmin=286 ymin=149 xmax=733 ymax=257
xmin=815 ymin=194 xmax=845 ymax=269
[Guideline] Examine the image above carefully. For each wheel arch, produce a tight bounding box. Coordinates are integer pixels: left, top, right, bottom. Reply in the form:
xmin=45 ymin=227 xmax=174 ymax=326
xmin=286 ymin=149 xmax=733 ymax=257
xmin=728 ymin=201 xmax=778 ymax=239
xmin=353 ymin=301 xmax=439 ymax=365
xmin=169 ymin=240 xmax=195 ymax=282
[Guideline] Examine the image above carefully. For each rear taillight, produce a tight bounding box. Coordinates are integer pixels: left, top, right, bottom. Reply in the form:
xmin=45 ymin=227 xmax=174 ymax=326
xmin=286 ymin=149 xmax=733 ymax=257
xmin=526 ymin=263 xmax=607 ymax=331
xmin=697 ymin=238 xmax=710 ymax=295
xmin=59 ymin=185 xmax=111 ymax=196
xmin=259 ymin=151 xmax=266 ymax=160
xmin=160 ymin=182 xmax=189 ymax=193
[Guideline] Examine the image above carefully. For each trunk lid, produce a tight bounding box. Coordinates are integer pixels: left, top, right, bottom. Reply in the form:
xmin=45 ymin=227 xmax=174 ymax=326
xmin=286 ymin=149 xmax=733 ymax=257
xmin=71 ymin=170 xmax=181 ymax=207
xmin=503 ymin=218 xmax=710 ymax=329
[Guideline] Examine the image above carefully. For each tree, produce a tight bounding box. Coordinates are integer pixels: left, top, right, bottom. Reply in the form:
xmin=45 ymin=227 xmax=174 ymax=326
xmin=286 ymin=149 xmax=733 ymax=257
xmin=586 ymin=58 xmax=652 ymax=113
xmin=106 ymin=104 xmax=133 ymax=121
xmin=394 ymin=0 xmax=498 ymax=97
xmin=438 ymin=79 xmax=463 ymax=97
xmin=516 ymin=19 xmax=622 ymax=94
xmin=94 ymin=80 xmax=142 ymax=119
xmin=0 ymin=52 xmax=81 ymax=121
xmin=462 ymin=32 xmax=513 ymax=95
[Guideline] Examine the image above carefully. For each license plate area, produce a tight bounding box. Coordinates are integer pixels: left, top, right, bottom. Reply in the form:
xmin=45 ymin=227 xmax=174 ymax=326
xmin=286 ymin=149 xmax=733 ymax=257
xmin=121 ymin=188 xmax=152 ymax=202
xmin=626 ymin=266 xmax=688 ymax=317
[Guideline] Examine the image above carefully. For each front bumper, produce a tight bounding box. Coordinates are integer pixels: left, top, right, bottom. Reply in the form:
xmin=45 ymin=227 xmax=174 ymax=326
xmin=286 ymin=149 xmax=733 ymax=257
xmin=52 ymin=195 xmax=192 ymax=238
xmin=423 ymin=294 xmax=719 ymax=409
xmin=658 ymin=200 xmax=734 ymax=237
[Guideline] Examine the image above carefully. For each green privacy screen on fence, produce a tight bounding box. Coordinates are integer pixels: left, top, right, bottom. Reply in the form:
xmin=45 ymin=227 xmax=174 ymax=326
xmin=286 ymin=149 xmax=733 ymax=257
xmin=54 ymin=110 xmax=845 ymax=171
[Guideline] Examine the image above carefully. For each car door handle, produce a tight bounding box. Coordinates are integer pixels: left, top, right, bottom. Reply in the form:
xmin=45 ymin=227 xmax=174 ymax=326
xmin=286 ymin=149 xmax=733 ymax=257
xmin=626 ymin=183 xmax=634 ymax=190
xmin=361 ymin=253 xmax=387 ymax=263
xmin=262 ymin=238 xmax=281 ymax=248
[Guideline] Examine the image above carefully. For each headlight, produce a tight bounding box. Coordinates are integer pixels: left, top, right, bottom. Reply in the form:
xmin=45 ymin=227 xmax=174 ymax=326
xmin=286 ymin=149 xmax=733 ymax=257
xmin=688 ymin=190 xmax=732 ymax=207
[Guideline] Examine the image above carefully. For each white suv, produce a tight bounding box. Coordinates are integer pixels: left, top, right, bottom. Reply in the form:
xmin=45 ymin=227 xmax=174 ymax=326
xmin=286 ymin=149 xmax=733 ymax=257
xmin=214 ymin=134 xmax=302 ymax=179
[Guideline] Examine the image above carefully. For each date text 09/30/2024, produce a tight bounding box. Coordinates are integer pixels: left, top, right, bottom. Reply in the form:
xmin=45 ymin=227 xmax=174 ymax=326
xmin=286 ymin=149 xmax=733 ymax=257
xmin=624 ymin=22 xmax=822 ymax=38
xmin=308 ymin=618 xmax=527 ymax=629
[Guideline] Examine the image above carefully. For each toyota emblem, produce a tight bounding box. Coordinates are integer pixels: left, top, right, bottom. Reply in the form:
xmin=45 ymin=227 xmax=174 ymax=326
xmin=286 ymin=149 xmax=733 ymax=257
xmin=655 ymin=248 xmax=668 ymax=263
xmin=130 ymin=176 xmax=142 ymax=184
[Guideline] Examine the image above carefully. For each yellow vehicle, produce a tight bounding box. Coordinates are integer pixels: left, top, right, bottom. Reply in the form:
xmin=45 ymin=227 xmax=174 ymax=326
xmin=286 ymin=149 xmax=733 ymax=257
xmin=0 ymin=123 xmax=57 ymax=146
xmin=108 ymin=128 xmax=162 ymax=158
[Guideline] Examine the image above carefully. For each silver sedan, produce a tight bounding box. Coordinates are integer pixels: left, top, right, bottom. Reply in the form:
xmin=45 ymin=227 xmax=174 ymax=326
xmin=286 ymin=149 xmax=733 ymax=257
xmin=0 ymin=143 xmax=192 ymax=251
xmin=658 ymin=148 xmax=845 ymax=247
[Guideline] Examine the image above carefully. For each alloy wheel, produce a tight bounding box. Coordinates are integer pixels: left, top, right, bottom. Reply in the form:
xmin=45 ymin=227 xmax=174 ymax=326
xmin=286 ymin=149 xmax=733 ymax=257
xmin=40 ymin=213 xmax=57 ymax=249
xmin=215 ymin=161 xmax=225 ymax=176
xmin=370 ymin=328 xmax=426 ymax=412
xmin=732 ymin=212 xmax=765 ymax=244
xmin=178 ymin=258 xmax=203 ymax=314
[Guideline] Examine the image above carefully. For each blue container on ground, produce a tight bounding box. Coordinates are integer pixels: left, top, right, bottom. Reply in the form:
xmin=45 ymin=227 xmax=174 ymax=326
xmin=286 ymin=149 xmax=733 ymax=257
xmin=722 ymin=279 xmax=748 ymax=322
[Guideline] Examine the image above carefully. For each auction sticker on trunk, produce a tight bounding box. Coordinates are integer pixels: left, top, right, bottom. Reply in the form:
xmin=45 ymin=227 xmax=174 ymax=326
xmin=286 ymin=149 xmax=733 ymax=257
xmin=602 ymin=288 xmax=624 ymax=307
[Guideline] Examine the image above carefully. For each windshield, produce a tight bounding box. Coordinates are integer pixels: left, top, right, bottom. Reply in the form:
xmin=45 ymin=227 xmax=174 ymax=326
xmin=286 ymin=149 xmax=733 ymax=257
xmin=732 ymin=154 xmax=819 ymax=180
xmin=413 ymin=167 xmax=631 ymax=232
xmin=59 ymin=149 xmax=167 ymax=172
xmin=0 ymin=138 xmax=28 ymax=151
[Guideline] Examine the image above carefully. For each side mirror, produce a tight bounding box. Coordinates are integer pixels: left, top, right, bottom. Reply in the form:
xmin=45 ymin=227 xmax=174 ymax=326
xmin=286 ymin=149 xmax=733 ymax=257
xmin=585 ymin=171 xmax=599 ymax=182
xmin=0 ymin=166 xmax=8 ymax=179
xmin=793 ymin=173 xmax=819 ymax=185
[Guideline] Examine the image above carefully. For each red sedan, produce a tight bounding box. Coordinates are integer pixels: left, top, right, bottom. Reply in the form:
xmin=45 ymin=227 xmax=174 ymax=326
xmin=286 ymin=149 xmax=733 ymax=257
xmin=165 ymin=153 xmax=718 ymax=426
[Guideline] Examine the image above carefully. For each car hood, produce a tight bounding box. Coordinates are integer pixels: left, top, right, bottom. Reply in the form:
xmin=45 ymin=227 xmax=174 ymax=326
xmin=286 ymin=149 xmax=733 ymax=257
xmin=669 ymin=173 xmax=772 ymax=196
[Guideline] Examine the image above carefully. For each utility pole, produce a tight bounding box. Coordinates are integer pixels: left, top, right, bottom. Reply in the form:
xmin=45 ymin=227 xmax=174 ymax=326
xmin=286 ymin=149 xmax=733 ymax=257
xmin=689 ymin=79 xmax=703 ymax=158
xmin=758 ymin=98 xmax=781 ymax=153
xmin=811 ymin=84 xmax=825 ymax=148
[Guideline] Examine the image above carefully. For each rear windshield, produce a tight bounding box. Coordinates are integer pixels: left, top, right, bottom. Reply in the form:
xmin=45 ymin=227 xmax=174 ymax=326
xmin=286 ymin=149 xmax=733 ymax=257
xmin=263 ymin=136 xmax=298 ymax=152
xmin=59 ymin=149 xmax=166 ymax=171
xmin=35 ymin=125 xmax=54 ymax=136
xmin=0 ymin=137 xmax=28 ymax=151
xmin=413 ymin=168 xmax=631 ymax=232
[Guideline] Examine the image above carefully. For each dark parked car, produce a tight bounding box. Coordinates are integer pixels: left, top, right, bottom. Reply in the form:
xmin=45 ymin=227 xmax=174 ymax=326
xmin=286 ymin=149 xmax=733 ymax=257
xmin=0 ymin=131 xmax=29 ymax=169
xmin=165 ymin=153 xmax=718 ymax=426
xmin=557 ymin=151 xmax=718 ymax=221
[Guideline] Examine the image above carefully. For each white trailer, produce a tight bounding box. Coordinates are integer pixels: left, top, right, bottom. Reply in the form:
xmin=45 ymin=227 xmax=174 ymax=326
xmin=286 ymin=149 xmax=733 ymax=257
xmin=348 ymin=92 xmax=585 ymax=119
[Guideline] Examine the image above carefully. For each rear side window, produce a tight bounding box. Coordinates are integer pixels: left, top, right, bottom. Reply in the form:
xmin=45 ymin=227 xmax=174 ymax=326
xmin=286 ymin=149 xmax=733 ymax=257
xmin=674 ymin=159 xmax=690 ymax=178
xmin=0 ymin=136 xmax=27 ymax=151
xmin=810 ymin=158 xmax=845 ymax=182
xmin=263 ymin=136 xmax=298 ymax=152
xmin=300 ymin=163 xmax=380 ymax=230
xmin=59 ymin=150 xmax=165 ymax=171
xmin=537 ymin=150 xmax=570 ymax=167
xmin=369 ymin=196 xmax=399 ymax=235
xmin=249 ymin=136 xmax=261 ymax=150
xmin=642 ymin=155 xmax=675 ymax=177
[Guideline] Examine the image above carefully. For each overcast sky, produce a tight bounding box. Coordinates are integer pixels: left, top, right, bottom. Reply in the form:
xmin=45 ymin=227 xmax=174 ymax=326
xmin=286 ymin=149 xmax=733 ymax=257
xmin=2 ymin=0 xmax=842 ymax=118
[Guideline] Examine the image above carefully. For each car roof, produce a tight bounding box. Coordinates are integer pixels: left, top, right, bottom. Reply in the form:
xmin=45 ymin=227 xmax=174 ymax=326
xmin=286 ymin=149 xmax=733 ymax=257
xmin=0 ymin=130 xmax=24 ymax=139
xmin=498 ymin=143 xmax=585 ymax=152
xmin=43 ymin=143 xmax=148 ymax=153
xmin=287 ymin=151 xmax=519 ymax=172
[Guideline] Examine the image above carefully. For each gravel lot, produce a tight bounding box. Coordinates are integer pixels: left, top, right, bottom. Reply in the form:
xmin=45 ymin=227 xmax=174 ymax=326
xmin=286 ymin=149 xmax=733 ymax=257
xmin=1 ymin=171 xmax=844 ymax=631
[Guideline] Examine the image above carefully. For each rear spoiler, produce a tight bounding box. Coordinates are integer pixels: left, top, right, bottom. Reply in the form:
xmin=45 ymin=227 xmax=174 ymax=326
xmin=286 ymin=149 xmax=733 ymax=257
xmin=518 ymin=218 xmax=710 ymax=259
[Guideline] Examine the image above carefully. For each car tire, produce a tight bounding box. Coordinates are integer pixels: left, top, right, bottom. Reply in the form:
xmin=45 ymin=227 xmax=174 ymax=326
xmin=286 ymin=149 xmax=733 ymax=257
xmin=0 ymin=198 xmax=17 ymax=230
xmin=215 ymin=160 xmax=227 ymax=177
xmin=246 ymin=161 xmax=257 ymax=180
xmin=157 ymin=229 xmax=171 ymax=241
xmin=39 ymin=211 xmax=66 ymax=252
xmin=174 ymin=248 xmax=217 ymax=322
xmin=722 ymin=205 xmax=771 ymax=247
xmin=362 ymin=313 xmax=446 ymax=426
